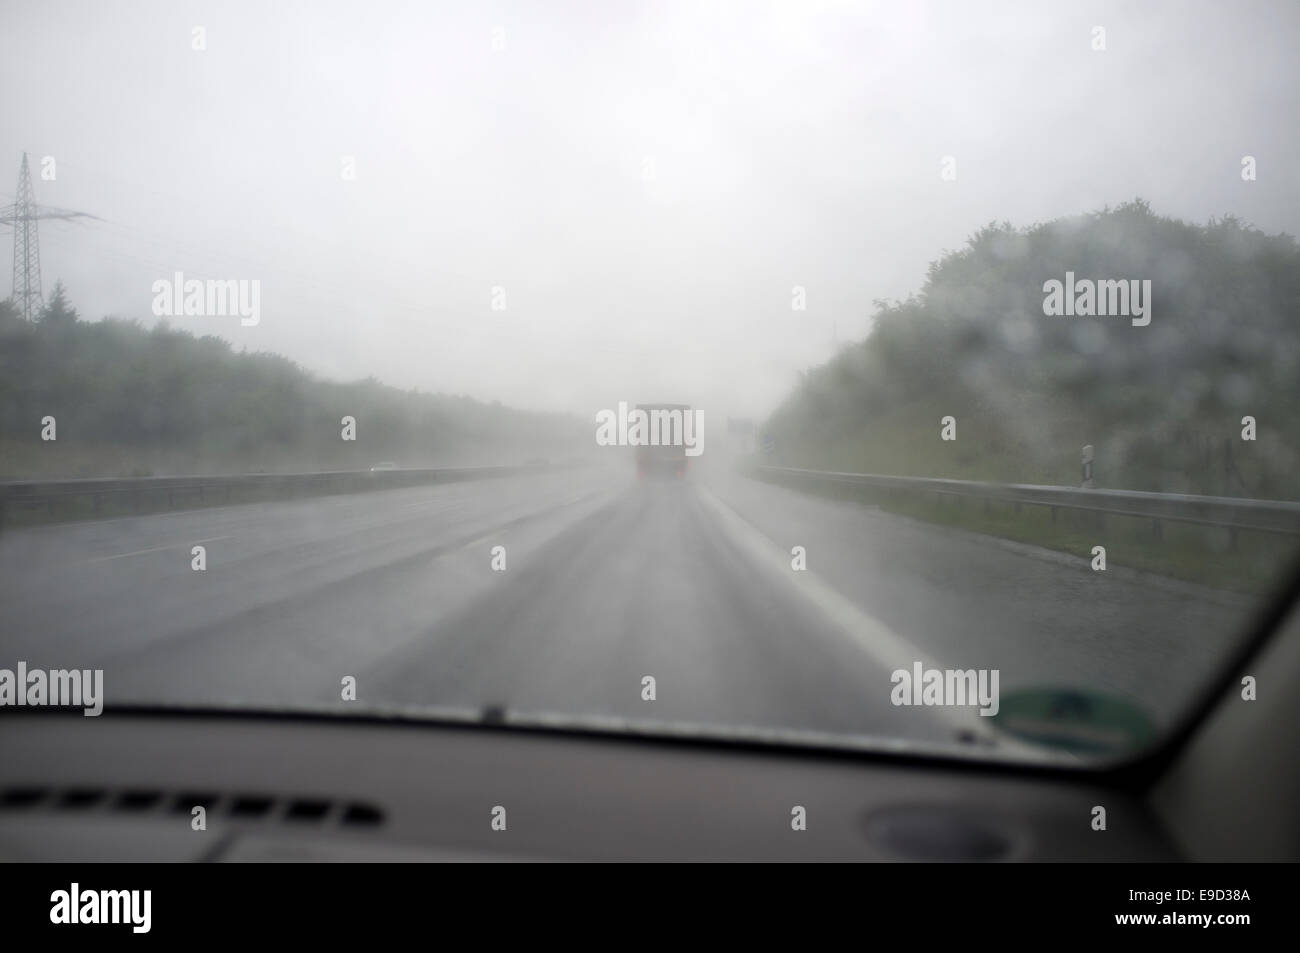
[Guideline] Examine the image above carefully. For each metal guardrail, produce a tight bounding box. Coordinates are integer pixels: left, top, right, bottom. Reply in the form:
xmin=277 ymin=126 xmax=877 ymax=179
xmin=0 ymin=465 xmax=546 ymax=526
xmin=752 ymin=466 xmax=1300 ymax=535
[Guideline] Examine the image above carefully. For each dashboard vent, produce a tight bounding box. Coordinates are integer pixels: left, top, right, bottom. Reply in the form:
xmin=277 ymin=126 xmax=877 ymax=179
xmin=0 ymin=785 xmax=385 ymax=827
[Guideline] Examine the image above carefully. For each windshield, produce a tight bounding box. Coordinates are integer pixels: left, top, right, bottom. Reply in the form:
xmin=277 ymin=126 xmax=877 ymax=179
xmin=2 ymin=0 xmax=1298 ymax=765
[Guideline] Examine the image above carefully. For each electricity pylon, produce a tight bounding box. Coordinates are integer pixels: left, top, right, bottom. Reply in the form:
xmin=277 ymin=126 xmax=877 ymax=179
xmin=0 ymin=153 xmax=98 ymax=320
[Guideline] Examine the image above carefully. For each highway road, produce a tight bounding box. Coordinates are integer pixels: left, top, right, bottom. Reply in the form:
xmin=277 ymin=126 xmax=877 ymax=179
xmin=0 ymin=463 xmax=1252 ymax=756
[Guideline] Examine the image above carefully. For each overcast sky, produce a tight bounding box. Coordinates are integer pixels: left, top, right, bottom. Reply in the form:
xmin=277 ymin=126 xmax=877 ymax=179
xmin=3 ymin=0 xmax=1298 ymax=421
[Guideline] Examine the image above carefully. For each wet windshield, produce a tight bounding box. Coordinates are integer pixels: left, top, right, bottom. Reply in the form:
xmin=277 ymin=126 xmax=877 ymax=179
xmin=2 ymin=0 xmax=1298 ymax=764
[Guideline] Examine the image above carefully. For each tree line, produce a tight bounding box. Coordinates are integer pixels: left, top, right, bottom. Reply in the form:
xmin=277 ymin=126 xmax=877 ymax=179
xmin=0 ymin=285 xmax=587 ymax=478
xmin=763 ymin=200 xmax=1300 ymax=498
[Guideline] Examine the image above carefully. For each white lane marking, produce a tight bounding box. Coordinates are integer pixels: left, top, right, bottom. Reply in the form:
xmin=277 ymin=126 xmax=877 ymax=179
xmin=694 ymin=486 xmax=1050 ymax=756
xmin=396 ymin=500 xmax=459 ymax=514
xmin=89 ymin=535 xmax=231 ymax=563
xmin=460 ymin=494 xmax=603 ymax=550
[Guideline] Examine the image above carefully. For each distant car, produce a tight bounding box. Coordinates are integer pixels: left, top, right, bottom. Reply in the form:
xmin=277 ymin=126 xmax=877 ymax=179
xmin=368 ymin=462 xmax=398 ymax=472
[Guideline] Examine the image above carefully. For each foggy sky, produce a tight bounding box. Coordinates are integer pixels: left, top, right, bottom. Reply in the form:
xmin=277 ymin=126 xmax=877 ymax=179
xmin=3 ymin=0 xmax=1298 ymax=422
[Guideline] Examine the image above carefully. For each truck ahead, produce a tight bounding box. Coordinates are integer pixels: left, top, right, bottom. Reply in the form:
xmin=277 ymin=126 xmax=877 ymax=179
xmin=634 ymin=403 xmax=692 ymax=479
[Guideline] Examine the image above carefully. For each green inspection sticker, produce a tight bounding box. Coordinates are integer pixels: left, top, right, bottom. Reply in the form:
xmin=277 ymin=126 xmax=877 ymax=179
xmin=992 ymin=688 xmax=1157 ymax=755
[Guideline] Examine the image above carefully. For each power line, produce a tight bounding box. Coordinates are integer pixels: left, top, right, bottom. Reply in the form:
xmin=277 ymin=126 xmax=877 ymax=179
xmin=0 ymin=153 xmax=99 ymax=319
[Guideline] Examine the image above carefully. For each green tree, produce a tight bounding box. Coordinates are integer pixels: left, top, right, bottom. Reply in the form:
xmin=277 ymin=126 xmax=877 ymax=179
xmin=38 ymin=281 xmax=79 ymax=327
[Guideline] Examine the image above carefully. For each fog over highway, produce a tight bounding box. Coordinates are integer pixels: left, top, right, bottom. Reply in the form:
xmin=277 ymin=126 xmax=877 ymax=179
xmin=2 ymin=2 xmax=1294 ymax=758
xmin=0 ymin=458 xmax=1246 ymax=753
